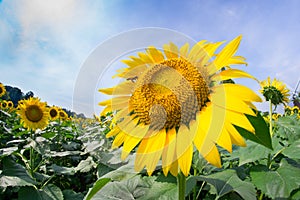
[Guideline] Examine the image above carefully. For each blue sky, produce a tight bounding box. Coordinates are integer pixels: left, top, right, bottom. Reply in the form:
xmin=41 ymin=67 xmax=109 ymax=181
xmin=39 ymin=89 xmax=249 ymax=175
xmin=0 ymin=0 xmax=299 ymax=116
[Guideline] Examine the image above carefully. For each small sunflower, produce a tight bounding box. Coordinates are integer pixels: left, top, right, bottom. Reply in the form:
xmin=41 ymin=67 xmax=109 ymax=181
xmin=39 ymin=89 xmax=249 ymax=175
xmin=49 ymin=106 xmax=59 ymax=120
xmin=99 ymin=36 xmax=262 ymax=176
xmin=260 ymin=77 xmax=290 ymax=106
xmin=1 ymin=100 xmax=8 ymax=109
xmin=0 ymin=83 xmax=6 ymax=98
xmin=17 ymin=97 xmax=49 ymax=131
xmin=58 ymin=110 xmax=68 ymax=120
xmin=7 ymin=101 xmax=14 ymax=109
xmin=292 ymin=106 xmax=299 ymax=114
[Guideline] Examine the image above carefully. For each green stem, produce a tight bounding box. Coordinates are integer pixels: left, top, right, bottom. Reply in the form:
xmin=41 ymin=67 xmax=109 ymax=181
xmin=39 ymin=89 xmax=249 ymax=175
xmin=269 ymin=101 xmax=273 ymax=136
xmin=29 ymin=130 xmax=34 ymax=177
xmin=178 ymin=172 xmax=186 ymax=200
xmin=196 ymin=181 xmax=206 ymax=200
xmin=193 ymin=169 xmax=197 ymax=200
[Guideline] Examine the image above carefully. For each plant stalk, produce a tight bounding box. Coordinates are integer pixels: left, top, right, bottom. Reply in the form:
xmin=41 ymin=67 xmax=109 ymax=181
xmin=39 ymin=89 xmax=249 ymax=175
xmin=269 ymin=101 xmax=273 ymax=136
xmin=178 ymin=172 xmax=186 ymax=200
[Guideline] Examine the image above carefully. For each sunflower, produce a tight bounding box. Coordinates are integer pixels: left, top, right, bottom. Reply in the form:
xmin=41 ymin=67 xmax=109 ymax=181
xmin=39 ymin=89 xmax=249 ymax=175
xmin=1 ymin=100 xmax=8 ymax=109
xmin=58 ymin=109 xmax=68 ymax=120
xmin=7 ymin=101 xmax=14 ymax=109
xmin=0 ymin=83 xmax=6 ymax=98
xmin=99 ymin=35 xmax=262 ymax=176
xmin=17 ymin=97 xmax=49 ymax=131
xmin=49 ymin=106 xmax=59 ymax=120
xmin=260 ymin=77 xmax=290 ymax=106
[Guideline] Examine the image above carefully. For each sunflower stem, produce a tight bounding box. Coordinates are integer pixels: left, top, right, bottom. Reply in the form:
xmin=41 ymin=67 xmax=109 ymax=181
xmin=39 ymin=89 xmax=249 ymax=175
xmin=269 ymin=101 xmax=273 ymax=136
xmin=177 ymin=171 xmax=186 ymax=200
xmin=29 ymin=130 xmax=34 ymax=177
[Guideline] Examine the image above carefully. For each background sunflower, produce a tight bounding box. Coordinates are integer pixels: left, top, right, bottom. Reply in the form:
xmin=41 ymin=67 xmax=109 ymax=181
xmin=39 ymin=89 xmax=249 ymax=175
xmin=17 ymin=97 xmax=49 ymax=131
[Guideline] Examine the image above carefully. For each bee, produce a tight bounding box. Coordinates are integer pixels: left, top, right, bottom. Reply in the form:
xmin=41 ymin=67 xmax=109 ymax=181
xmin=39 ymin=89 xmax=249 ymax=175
xmin=126 ymin=76 xmax=138 ymax=83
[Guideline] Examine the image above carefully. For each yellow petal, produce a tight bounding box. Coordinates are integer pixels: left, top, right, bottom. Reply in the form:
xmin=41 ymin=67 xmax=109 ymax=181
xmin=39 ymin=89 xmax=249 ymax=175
xmin=213 ymin=35 xmax=242 ymax=72
xmin=112 ymin=131 xmax=126 ymax=149
xmin=121 ymin=123 xmax=149 ymax=160
xmin=212 ymin=69 xmax=258 ymax=81
xmin=193 ymin=104 xmax=225 ymax=158
xmin=203 ymin=145 xmax=221 ymax=167
xmin=210 ymin=91 xmax=256 ymax=115
xmin=177 ymin=144 xmax=193 ymax=176
xmin=162 ymin=128 xmax=177 ymax=175
xmin=163 ymin=43 xmax=177 ymax=59
xmin=135 ymin=129 xmax=166 ymax=175
xmin=147 ymin=46 xmax=165 ymax=63
xmin=179 ymin=43 xmax=189 ymax=58
xmin=216 ymin=128 xmax=232 ymax=152
xmin=213 ymin=84 xmax=262 ymax=102
xmin=226 ymin=124 xmax=246 ymax=147
xmin=98 ymin=81 xmax=134 ymax=95
xmin=100 ymin=105 xmax=112 ymax=116
xmin=169 ymin=161 xmax=179 ymax=176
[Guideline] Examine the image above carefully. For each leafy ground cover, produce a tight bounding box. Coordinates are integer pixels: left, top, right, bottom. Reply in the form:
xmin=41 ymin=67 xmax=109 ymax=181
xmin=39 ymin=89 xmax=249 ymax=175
xmin=1 ymin=106 xmax=299 ymax=200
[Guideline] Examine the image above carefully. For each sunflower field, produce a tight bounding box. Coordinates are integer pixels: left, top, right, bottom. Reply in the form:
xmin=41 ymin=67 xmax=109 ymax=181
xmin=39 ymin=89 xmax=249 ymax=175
xmin=1 ymin=36 xmax=300 ymax=200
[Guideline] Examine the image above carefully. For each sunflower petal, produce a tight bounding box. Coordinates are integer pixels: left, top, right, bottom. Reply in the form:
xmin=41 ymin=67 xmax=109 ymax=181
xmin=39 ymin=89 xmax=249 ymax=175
xmin=213 ymin=35 xmax=242 ymax=71
xmin=162 ymin=128 xmax=177 ymax=175
xmin=179 ymin=43 xmax=189 ymax=58
xmin=177 ymin=144 xmax=193 ymax=176
xmin=98 ymin=81 xmax=134 ymax=95
xmin=135 ymin=129 xmax=166 ymax=175
xmin=203 ymin=145 xmax=221 ymax=167
xmin=212 ymin=69 xmax=258 ymax=81
xmin=147 ymin=46 xmax=165 ymax=63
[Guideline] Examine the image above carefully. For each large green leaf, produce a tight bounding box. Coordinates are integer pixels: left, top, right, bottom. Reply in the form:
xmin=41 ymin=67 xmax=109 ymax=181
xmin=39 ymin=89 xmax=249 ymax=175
xmin=0 ymin=175 xmax=33 ymax=188
xmin=18 ymin=186 xmax=42 ymax=200
xmin=18 ymin=185 xmax=64 ymax=200
xmin=234 ymin=112 xmax=272 ymax=150
xmin=194 ymin=169 xmax=256 ymax=200
xmin=275 ymin=115 xmax=300 ymax=142
xmin=1 ymin=156 xmax=36 ymax=184
xmin=41 ymin=184 xmax=64 ymax=200
xmin=282 ymin=139 xmax=300 ymax=160
xmin=84 ymin=178 xmax=111 ymax=200
xmin=87 ymin=175 xmax=177 ymax=200
xmin=250 ymin=159 xmax=300 ymax=199
xmin=62 ymin=190 xmax=84 ymax=200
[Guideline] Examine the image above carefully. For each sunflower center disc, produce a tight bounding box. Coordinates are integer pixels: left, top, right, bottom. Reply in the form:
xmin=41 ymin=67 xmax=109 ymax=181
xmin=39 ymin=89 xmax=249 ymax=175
xmin=50 ymin=109 xmax=58 ymax=118
xmin=25 ymin=105 xmax=44 ymax=122
xmin=130 ymin=58 xmax=209 ymax=130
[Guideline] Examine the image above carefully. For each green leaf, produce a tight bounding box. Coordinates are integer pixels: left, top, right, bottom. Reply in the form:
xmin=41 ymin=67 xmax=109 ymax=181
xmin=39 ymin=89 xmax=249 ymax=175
xmin=0 ymin=146 xmax=18 ymax=156
xmin=41 ymin=132 xmax=56 ymax=139
xmin=41 ymin=184 xmax=64 ymax=200
xmin=84 ymin=178 xmax=111 ymax=200
xmin=62 ymin=190 xmax=84 ymax=200
xmin=282 ymin=139 xmax=300 ymax=160
xmin=291 ymin=189 xmax=300 ymax=200
xmin=195 ymin=169 xmax=256 ymax=200
xmin=1 ymin=157 xmax=36 ymax=184
xmin=50 ymin=164 xmax=75 ymax=175
xmin=18 ymin=186 xmax=42 ymax=200
xmin=250 ymin=159 xmax=300 ymax=199
xmin=275 ymin=115 xmax=300 ymax=142
xmin=234 ymin=112 xmax=272 ymax=150
xmin=75 ymin=156 xmax=96 ymax=173
xmin=86 ymin=175 xmax=177 ymax=200
xmin=0 ymin=175 xmax=34 ymax=188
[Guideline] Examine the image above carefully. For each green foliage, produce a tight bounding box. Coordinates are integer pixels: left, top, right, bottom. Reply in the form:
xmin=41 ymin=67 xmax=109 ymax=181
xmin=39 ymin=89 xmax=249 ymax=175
xmin=1 ymin=99 xmax=299 ymax=199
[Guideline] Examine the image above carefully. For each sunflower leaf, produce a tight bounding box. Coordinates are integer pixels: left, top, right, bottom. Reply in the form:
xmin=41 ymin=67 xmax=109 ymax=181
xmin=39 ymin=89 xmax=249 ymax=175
xmin=250 ymin=159 xmax=300 ymax=199
xmin=193 ymin=169 xmax=256 ymax=200
xmin=234 ymin=112 xmax=272 ymax=150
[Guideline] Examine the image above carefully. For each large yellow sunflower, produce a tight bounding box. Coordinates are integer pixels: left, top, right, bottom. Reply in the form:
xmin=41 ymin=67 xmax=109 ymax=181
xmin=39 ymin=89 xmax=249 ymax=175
xmin=17 ymin=97 xmax=49 ymax=131
xmin=0 ymin=83 xmax=6 ymax=98
xmin=99 ymin=35 xmax=262 ymax=176
xmin=260 ymin=77 xmax=290 ymax=105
